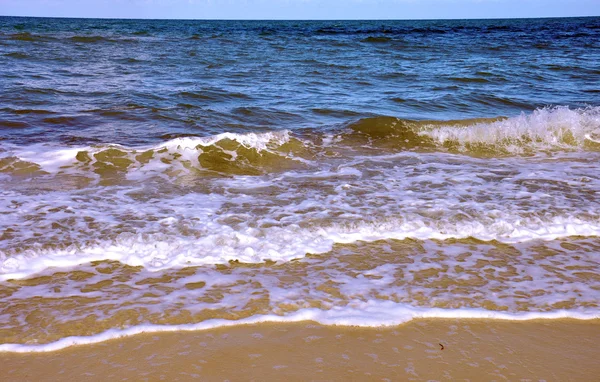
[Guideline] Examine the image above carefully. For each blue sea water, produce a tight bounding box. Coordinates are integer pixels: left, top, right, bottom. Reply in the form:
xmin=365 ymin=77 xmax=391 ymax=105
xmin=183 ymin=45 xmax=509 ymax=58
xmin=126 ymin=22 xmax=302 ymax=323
xmin=1 ymin=17 xmax=599 ymax=143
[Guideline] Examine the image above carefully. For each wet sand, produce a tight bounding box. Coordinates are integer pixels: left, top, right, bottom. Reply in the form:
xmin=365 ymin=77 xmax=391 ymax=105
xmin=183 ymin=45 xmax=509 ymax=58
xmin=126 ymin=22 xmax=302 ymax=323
xmin=2 ymin=318 xmax=599 ymax=381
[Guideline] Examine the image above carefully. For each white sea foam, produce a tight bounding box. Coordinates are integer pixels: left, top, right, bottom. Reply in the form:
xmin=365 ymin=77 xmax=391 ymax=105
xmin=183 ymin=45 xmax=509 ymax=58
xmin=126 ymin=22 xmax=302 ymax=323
xmin=4 ymin=216 xmax=600 ymax=282
xmin=2 ymin=149 xmax=600 ymax=280
xmin=157 ymin=130 xmax=292 ymax=151
xmin=1 ymin=235 xmax=598 ymax=351
xmin=0 ymin=130 xmax=292 ymax=174
xmin=0 ymin=300 xmax=597 ymax=353
xmin=419 ymin=106 xmax=600 ymax=152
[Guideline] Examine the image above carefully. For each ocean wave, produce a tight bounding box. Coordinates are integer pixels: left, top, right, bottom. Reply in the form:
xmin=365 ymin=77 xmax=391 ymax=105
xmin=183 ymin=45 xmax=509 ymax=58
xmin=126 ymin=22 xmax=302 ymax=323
xmin=420 ymin=106 xmax=600 ymax=154
xmin=69 ymin=35 xmax=116 ymax=43
xmin=0 ymin=130 xmax=303 ymax=177
xmin=7 ymin=32 xmax=52 ymax=42
xmin=343 ymin=106 xmax=600 ymax=155
xmin=2 ymin=107 xmax=599 ymax=180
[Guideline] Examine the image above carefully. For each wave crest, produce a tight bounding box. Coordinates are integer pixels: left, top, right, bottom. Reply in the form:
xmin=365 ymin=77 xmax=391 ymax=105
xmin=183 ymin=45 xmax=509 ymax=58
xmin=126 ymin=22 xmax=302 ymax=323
xmin=2 ymin=107 xmax=600 ymax=180
xmin=340 ymin=107 xmax=600 ymax=155
xmin=1 ymin=130 xmax=306 ymax=177
xmin=419 ymin=106 xmax=600 ymax=154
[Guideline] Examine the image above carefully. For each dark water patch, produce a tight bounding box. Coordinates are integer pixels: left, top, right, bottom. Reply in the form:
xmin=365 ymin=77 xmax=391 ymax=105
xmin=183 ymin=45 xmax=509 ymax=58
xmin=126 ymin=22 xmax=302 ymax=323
xmin=411 ymin=27 xmax=448 ymax=34
xmin=304 ymin=71 xmax=323 ymax=77
xmin=377 ymin=72 xmax=411 ymax=80
xmin=582 ymin=68 xmax=600 ymax=75
xmin=69 ymin=35 xmax=109 ymax=43
xmin=1 ymin=108 xmax=56 ymax=115
xmin=204 ymin=62 xmax=226 ymax=69
xmin=533 ymin=42 xmax=552 ymax=49
xmin=122 ymin=103 xmax=153 ymax=111
xmin=93 ymin=110 xmax=128 ymax=117
xmin=116 ymin=57 xmax=143 ymax=64
xmin=448 ymin=77 xmax=491 ymax=84
xmin=361 ymin=36 xmax=392 ymax=43
xmin=480 ymin=44 xmax=508 ymax=52
xmin=315 ymin=26 xmax=437 ymax=36
xmin=315 ymin=27 xmax=346 ymax=35
xmin=431 ymin=85 xmax=460 ymax=91
xmin=59 ymin=135 xmax=102 ymax=145
xmin=22 ymin=88 xmax=74 ymax=96
xmin=0 ymin=121 xmax=29 ymax=129
xmin=297 ymin=58 xmax=320 ymax=65
xmin=8 ymin=32 xmax=51 ymax=42
xmin=316 ymin=62 xmax=357 ymax=70
xmin=258 ymin=27 xmax=276 ymax=36
xmin=232 ymin=107 xmax=304 ymax=123
xmin=4 ymin=52 xmax=30 ymax=59
xmin=42 ymin=116 xmax=86 ymax=126
xmin=546 ymin=64 xmax=573 ymax=72
xmin=69 ymin=35 xmax=138 ymax=44
xmin=485 ymin=25 xmax=512 ymax=32
xmin=468 ymin=94 xmax=536 ymax=110
xmin=179 ymin=90 xmax=251 ymax=102
xmin=311 ymin=108 xmax=361 ymax=117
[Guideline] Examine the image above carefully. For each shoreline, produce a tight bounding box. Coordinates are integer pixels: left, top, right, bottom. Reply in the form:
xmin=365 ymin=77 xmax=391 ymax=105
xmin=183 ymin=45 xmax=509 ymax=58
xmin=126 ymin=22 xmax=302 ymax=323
xmin=1 ymin=303 xmax=598 ymax=353
xmin=3 ymin=318 xmax=599 ymax=381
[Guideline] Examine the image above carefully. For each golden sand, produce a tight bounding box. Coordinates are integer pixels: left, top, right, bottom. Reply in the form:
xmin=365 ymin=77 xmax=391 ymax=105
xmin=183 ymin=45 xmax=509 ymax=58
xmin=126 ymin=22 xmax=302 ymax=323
xmin=2 ymin=318 xmax=599 ymax=381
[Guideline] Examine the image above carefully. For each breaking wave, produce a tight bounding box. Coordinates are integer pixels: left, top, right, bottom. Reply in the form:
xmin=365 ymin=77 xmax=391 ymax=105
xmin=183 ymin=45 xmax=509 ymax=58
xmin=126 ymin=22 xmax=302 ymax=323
xmin=2 ymin=107 xmax=599 ymax=180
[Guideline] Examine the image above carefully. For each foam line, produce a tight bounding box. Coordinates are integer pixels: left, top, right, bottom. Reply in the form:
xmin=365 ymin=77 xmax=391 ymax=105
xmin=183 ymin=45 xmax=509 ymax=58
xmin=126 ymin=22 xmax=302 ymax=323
xmin=1 ymin=301 xmax=597 ymax=353
xmin=420 ymin=106 xmax=600 ymax=152
xmin=3 ymin=217 xmax=600 ymax=281
xmin=0 ymin=130 xmax=292 ymax=174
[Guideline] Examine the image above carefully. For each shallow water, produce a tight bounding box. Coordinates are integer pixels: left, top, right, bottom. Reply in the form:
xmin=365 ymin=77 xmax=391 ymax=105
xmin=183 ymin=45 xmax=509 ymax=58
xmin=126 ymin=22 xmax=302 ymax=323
xmin=0 ymin=16 xmax=599 ymax=351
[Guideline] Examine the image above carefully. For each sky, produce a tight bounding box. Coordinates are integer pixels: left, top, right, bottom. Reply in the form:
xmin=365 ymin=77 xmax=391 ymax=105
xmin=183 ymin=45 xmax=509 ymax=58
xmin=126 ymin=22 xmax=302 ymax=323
xmin=0 ymin=0 xmax=599 ymax=20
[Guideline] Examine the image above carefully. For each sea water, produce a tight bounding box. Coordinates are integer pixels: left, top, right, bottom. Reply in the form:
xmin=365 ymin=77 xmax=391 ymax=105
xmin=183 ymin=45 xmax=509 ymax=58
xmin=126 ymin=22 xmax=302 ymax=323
xmin=0 ymin=16 xmax=599 ymax=351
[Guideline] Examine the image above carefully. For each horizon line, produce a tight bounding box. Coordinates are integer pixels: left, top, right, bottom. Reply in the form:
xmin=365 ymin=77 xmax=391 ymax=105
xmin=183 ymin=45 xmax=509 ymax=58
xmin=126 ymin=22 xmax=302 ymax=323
xmin=1 ymin=14 xmax=598 ymax=22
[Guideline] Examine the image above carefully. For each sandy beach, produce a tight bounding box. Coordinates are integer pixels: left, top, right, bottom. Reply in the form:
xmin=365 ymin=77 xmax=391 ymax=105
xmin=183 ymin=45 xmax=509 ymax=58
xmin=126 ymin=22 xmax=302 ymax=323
xmin=3 ymin=318 xmax=599 ymax=381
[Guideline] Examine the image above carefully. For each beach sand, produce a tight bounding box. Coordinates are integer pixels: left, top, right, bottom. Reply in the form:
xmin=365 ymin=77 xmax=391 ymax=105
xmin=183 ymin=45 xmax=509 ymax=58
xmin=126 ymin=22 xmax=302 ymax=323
xmin=3 ymin=318 xmax=599 ymax=381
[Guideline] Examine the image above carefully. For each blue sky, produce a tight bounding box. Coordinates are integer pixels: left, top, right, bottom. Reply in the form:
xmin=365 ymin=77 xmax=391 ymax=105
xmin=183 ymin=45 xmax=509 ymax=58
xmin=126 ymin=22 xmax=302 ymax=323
xmin=1 ymin=0 xmax=599 ymax=19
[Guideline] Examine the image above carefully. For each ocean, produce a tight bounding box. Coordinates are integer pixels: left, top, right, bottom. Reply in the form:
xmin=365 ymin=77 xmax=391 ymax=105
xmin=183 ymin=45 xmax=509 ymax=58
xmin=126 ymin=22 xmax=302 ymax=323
xmin=0 ymin=15 xmax=599 ymax=378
